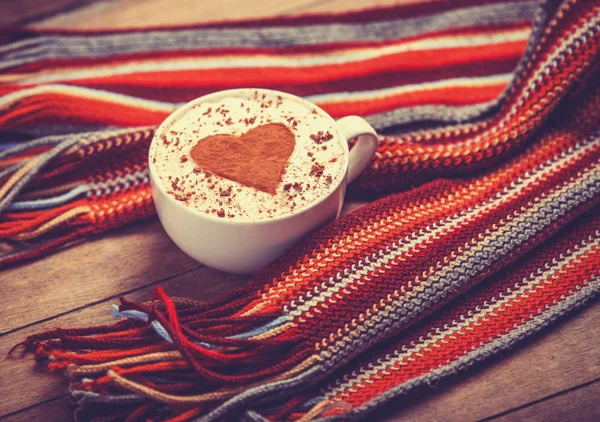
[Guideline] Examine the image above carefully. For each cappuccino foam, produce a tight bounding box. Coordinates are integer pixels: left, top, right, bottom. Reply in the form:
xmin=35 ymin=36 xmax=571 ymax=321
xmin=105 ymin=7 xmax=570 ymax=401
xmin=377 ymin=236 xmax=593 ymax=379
xmin=151 ymin=91 xmax=345 ymax=220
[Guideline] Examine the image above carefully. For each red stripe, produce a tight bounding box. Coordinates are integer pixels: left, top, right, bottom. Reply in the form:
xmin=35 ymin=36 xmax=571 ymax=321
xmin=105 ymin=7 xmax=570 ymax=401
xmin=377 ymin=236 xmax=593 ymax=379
xmin=0 ymin=49 xmax=524 ymax=102
xmin=44 ymin=41 xmax=526 ymax=88
xmin=40 ymin=57 xmax=521 ymax=103
xmin=0 ymin=83 xmax=505 ymax=129
xmin=0 ymin=93 xmax=171 ymax=128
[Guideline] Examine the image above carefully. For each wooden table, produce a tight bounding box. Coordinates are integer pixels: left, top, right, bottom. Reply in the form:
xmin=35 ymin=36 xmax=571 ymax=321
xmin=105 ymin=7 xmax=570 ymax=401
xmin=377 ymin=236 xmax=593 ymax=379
xmin=1 ymin=0 xmax=599 ymax=421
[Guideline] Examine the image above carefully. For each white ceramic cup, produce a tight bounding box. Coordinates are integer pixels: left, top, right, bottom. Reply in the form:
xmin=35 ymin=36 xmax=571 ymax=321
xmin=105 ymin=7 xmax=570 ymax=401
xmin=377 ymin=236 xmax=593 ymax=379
xmin=149 ymin=88 xmax=377 ymax=274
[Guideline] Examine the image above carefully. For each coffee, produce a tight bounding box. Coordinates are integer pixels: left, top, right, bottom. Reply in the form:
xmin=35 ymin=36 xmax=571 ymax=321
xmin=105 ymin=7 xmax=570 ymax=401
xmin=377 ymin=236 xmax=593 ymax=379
xmin=151 ymin=90 xmax=346 ymax=220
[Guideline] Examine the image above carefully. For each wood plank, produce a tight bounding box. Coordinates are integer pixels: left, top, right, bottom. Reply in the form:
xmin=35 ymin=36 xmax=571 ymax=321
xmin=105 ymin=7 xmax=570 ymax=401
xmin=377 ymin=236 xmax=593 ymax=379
xmin=31 ymin=0 xmax=420 ymax=29
xmin=10 ymin=380 xmax=600 ymax=422
xmin=2 ymin=396 xmax=70 ymax=422
xmin=293 ymin=0 xmax=428 ymax=14
xmin=0 ymin=0 xmax=95 ymax=26
xmin=32 ymin=0 xmax=333 ymax=29
xmin=2 ymin=0 xmax=597 ymax=420
xmin=0 ymin=266 xmax=248 ymax=418
xmin=0 ymin=219 xmax=200 ymax=335
xmin=490 ymin=380 xmax=600 ymax=422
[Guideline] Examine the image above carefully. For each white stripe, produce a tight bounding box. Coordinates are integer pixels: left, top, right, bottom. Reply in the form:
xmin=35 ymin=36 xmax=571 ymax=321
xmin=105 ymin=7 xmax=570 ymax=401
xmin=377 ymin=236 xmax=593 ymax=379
xmin=7 ymin=28 xmax=530 ymax=85
xmin=0 ymin=84 xmax=178 ymax=113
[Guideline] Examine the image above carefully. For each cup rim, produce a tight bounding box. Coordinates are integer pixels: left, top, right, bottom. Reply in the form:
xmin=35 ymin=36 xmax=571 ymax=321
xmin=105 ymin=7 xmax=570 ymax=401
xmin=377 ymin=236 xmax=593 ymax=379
xmin=148 ymin=88 xmax=350 ymax=226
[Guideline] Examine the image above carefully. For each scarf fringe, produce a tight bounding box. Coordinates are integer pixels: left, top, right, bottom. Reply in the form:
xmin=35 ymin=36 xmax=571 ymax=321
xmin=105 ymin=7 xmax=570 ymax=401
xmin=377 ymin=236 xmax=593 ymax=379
xmin=0 ymin=127 xmax=155 ymax=267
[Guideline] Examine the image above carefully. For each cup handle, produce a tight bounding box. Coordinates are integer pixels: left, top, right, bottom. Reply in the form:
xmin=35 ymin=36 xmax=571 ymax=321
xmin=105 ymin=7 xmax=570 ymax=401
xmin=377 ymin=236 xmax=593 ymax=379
xmin=335 ymin=115 xmax=378 ymax=184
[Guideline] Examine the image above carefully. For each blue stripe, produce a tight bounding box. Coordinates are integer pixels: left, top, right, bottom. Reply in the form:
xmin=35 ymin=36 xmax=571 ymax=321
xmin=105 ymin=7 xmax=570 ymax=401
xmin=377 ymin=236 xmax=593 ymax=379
xmin=8 ymin=185 xmax=89 ymax=210
xmin=111 ymin=304 xmax=149 ymax=322
xmin=0 ymin=142 xmax=23 ymax=151
xmin=111 ymin=305 xmax=290 ymax=347
xmin=229 ymin=315 xmax=290 ymax=339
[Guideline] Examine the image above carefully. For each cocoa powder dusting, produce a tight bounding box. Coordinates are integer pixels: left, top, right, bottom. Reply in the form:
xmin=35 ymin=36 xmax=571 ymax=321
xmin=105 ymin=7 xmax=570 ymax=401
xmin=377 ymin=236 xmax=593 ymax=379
xmin=155 ymin=92 xmax=346 ymax=221
xmin=310 ymin=131 xmax=333 ymax=144
xmin=190 ymin=123 xmax=296 ymax=195
xmin=309 ymin=163 xmax=324 ymax=178
xmin=219 ymin=186 xmax=232 ymax=197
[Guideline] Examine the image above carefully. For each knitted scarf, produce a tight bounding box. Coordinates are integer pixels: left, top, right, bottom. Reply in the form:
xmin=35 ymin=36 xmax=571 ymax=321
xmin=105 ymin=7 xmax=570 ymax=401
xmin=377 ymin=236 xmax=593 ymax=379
xmin=4 ymin=0 xmax=600 ymax=421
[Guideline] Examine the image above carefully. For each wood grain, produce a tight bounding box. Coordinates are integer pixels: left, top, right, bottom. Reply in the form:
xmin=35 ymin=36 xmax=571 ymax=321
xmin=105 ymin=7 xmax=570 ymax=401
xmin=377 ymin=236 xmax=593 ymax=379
xmin=492 ymin=380 xmax=600 ymax=422
xmin=33 ymin=0 xmax=329 ymax=29
xmin=32 ymin=0 xmax=421 ymax=29
xmin=0 ymin=219 xmax=200 ymax=335
xmin=10 ymin=378 xmax=599 ymax=422
xmin=0 ymin=0 xmax=95 ymax=26
xmin=0 ymin=202 xmax=366 ymax=418
xmin=3 ymin=397 xmax=70 ymax=422
xmin=1 ymin=0 xmax=598 ymax=421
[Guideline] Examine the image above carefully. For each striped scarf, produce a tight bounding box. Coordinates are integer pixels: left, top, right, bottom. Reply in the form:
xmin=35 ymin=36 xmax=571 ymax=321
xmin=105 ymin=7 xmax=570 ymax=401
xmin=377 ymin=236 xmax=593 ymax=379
xmin=4 ymin=0 xmax=600 ymax=421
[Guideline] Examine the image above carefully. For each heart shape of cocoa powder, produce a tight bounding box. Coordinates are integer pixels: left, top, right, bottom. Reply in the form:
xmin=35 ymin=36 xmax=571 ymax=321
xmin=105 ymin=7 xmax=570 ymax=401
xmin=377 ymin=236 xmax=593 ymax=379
xmin=190 ymin=123 xmax=296 ymax=195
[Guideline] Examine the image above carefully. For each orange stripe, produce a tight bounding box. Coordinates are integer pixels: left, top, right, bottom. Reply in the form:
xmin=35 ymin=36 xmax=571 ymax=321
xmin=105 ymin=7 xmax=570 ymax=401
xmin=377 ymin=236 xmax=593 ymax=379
xmin=76 ymin=41 xmax=527 ymax=87
xmin=0 ymin=94 xmax=171 ymax=128
xmin=0 ymin=83 xmax=505 ymax=128
xmin=1 ymin=41 xmax=526 ymax=91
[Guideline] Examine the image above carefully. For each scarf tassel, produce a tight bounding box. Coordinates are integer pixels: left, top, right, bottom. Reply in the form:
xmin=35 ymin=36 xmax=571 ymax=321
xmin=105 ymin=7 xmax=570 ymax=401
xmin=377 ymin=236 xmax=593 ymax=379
xmin=0 ymin=128 xmax=155 ymax=267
